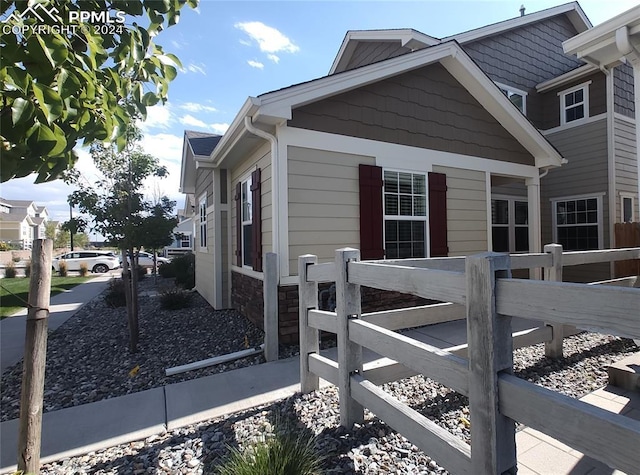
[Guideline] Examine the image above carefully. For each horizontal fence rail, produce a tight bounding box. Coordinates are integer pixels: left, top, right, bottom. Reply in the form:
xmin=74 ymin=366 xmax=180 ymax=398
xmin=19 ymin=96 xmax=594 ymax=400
xmin=298 ymin=245 xmax=640 ymax=475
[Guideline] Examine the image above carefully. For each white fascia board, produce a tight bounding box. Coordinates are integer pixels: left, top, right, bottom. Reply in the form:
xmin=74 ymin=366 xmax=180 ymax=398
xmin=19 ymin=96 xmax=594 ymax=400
xmin=536 ymin=64 xmax=598 ymax=92
xmin=445 ymin=3 xmax=589 ymax=45
xmin=179 ymin=135 xmax=194 ymax=194
xmin=204 ymin=97 xmax=261 ymax=168
xmin=439 ymin=53 xmax=563 ymax=169
xmin=328 ymin=29 xmax=439 ymax=75
xmin=564 ymin=6 xmax=640 ymax=58
xmin=257 ymin=42 xmax=460 ymax=120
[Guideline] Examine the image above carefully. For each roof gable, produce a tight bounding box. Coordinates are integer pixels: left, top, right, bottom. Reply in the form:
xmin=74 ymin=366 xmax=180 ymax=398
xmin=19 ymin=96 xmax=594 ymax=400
xmin=180 ymin=131 xmax=222 ymax=193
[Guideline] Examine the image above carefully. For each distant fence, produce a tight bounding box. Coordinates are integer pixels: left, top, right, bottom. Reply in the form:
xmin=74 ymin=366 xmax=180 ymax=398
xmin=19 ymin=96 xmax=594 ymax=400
xmin=298 ymin=245 xmax=640 ymax=474
xmin=615 ymin=222 xmax=640 ymax=277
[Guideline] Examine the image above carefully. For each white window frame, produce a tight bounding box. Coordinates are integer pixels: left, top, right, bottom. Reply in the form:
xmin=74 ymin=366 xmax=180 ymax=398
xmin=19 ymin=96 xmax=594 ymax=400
xmin=620 ymin=192 xmax=635 ymax=223
xmin=180 ymin=234 xmax=191 ymax=248
xmin=240 ymin=173 xmax=253 ymax=268
xmin=383 ymin=169 xmax=428 ymax=259
xmin=496 ymin=82 xmax=527 ymax=115
xmin=559 ymin=81 xmax=591 ymax=126
xmin=551 ymin=193 xmax=603 ymax=251
xmin=198 ymin=195 xmax=207 ymax=250
xmin=491 ymin=195 xmax=529 ymax=253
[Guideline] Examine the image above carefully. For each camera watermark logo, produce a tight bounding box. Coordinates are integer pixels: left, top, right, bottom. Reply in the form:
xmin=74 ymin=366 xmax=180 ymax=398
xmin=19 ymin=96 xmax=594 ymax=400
xmin=2 ymin=3 xmax=125 ymax=36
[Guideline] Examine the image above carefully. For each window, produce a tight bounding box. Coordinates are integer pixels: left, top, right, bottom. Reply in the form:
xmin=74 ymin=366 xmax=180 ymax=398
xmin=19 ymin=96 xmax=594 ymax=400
xmin=383 ymin=170 xmax=427 ymax=259
xmin=241 ymin=175 xmax=253 ymax=267
xmin=491 ymin=198 xmax=528 ymax=253
xmin=180 ymin=234 xmax=191 ymax=248
xmin=553 ymin=196 xmax=601 ymax=251
xmin=621 ymin=194 xmax=634 ymax=223
xmin=560 ymin=82 xmax=590 ymax=125
xmin=198 ymin=195 xmax=207 ymax=249
xmin=497 ymin=83 xmax=527 ymax=114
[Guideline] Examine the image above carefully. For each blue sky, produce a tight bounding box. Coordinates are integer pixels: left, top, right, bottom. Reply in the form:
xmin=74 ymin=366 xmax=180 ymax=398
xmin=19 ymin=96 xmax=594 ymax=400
xmin=2 ymin=0 xmax=639 ymax=234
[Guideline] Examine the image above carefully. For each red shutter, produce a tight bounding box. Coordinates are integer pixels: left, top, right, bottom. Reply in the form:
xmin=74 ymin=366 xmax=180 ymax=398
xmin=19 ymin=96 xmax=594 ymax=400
xmin=235 ymin=182 xmax=242 ymax=266
xmin=428 ymin=172 xmax=448 ymax=257
xmin=251 ymin=168 xmax=262 ymax=272
xmin=359 ymin=164 xmax=384 ymax=260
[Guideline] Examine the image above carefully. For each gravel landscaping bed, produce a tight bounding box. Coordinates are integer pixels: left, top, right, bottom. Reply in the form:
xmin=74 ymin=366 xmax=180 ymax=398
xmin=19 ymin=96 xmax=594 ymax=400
xmin=1 ymin=275 xmax=637 ymax=474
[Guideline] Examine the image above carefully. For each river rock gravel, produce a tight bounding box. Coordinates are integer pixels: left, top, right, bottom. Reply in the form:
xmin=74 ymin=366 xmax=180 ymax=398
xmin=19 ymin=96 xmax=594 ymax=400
xmin=1 ymin=275 xmax=637 ymax=474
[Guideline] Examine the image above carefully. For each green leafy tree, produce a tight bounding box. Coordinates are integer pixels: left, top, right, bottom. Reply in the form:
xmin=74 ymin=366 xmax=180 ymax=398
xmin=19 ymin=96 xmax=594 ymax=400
xmin=139 ymin=197 xmax=178 ymax=274
xmin=0 ymin=0 xmax=198 ymax=183
xmin=44 ymin=221 xmax=58 ymax=240
xmin=68 ymin=124 xmax=169 ymax=352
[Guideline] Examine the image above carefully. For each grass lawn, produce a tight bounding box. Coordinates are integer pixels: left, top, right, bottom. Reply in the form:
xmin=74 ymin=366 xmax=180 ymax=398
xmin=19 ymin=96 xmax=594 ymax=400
xmin=0 ymin=276 xmax=92 ymax=318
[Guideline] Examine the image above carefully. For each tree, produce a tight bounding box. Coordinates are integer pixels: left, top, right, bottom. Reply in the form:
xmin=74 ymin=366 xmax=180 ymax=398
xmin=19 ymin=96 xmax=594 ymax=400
xmin=0 ymin=0 xmax=198 ymax=183
xmin=138 ymin=197 xmax=178 ymax=274
xmin=68 ymin=124 xmax=169 ymax=351
xmin=44 ymin=221 xmax=58 ymax=240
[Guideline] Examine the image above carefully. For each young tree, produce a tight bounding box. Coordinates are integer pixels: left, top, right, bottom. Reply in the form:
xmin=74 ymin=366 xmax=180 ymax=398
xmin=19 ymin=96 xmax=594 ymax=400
xmin=68 ymin=125 xmax=168 ymax=352
xmin=138 ymin=197 xmax=178 ymax=275
xmin=1 ymin=0 xmax=198 ymax=183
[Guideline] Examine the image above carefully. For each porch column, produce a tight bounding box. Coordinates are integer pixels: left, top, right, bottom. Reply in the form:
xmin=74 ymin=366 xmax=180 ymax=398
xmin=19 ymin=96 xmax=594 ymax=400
xmin=526 ymin=175 xmax=542 ymax=279
xmin=212 ymin=168 xmax=226 ymax=308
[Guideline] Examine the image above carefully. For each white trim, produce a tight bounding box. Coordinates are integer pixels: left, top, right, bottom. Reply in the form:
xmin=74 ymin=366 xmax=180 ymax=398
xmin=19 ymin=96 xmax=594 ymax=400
xmin=620 ymin=192 xmax=636 ymax=222
xmin=495 ymin=82 xmax=527 ymax=115
xmin=239 ymin=171 xmax=253 ymax=270
xmin=485 ymin=173 xmax=493 ymax=251
xmin=536 ymin=64 xmax=599 ymax=93
xmin=541 ymin=113 xmax=606 ymax=136
xmin=444 ymin=3 xmax=590 ymax=44
xmin=559 ymin=81 xmax=591 ymax=126
xmin=614 ymin=112 xmax=636 ymax=124
xmin=198 ymin=194 xmax=207 ymax=251
xmin=550 ymin=194 xmax=605 ymax=250
xmin=231 ymin=265 xmax=264 ymax=281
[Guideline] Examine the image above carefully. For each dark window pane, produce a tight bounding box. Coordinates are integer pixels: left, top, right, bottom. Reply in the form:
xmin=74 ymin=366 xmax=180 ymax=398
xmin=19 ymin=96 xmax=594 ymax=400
xmin=243 ymin=224 xmax=252 ymax=266
xmin=412 ymin=242 xmax=425 ymax=258
xmin=576 ymin=200 xmax=586 ymax=212
xmin=412 ymin=221 xmax=425 ymax=241
xmin=587 ymin=198 xmax=597 ymax=211
xmin=399 ymin=173 xmax=412 ymax=194
xmin=384 ymin=172 xmax=398 ymax=193
xmin=515 ymin=201 xmax=528 ymax=225
xmin=567 ymin=201 xmax=575 ymax=212
xmin=510 ymin=94 xmax=523 ymax=112
xmin=413 ymin=175 xmax=425 ymax=194
xmin=385 ymin=221 xmax=397 ymax=241
xmin=623 ymin=197 xmax=633 ymax=222
xmin=574 ymin=88 xmax=583 ymax=102
xmin=492 ymin=200 xmax=509 ymax=225
xmin=577 ymin=212 xmax=587 ymax=224
xmin=515 ymin=227 xmax=529 ymax=252
xmin=386 ymin=243 xmax=398 ymax=259
xmin=399 ymin=195 xmax=412 ymax=215
xmin=398 ymin=221 xmax=412 ymax=241
xmin=398 ymin=242 xmax=412 ymax=258
xmin=492 ymin=227 xmax=509 ymax=252
xmin=414 ymin=196 xmax=426 ymax=216
xmin=385 ymin=194 xmax=398 ymax=215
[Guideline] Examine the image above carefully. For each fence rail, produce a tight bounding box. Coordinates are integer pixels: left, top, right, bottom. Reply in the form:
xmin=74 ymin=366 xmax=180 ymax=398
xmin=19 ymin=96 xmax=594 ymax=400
xmin=298 ymin=245 xmax=640 ymax=474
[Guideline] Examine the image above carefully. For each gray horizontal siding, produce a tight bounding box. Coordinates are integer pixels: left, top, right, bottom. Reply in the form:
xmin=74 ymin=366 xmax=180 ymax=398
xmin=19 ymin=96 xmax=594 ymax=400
xmin=613 ymin=63 xmax=635 ymax=118
xmin=541 ymin=119 xmax=610 ymax=282
xmin=289 ymin=63 xmax=534 ymax=165
xmin=614 ymin=116 xmax=639 ymax=222
xmin=345 ymin=41 xmax=412 ymax=71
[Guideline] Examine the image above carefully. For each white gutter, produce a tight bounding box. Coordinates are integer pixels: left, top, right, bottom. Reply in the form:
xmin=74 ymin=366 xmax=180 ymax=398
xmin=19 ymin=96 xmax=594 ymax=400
xmin=244 ymin=116 xmax=280 ymax=277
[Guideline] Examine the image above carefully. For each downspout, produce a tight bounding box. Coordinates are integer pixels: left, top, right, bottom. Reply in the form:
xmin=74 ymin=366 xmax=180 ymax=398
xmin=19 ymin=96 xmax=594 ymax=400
xmin=244 ymin=117 xmax=280 ymax=276
xmin=605 ymin=66 xmax=616 ymax=277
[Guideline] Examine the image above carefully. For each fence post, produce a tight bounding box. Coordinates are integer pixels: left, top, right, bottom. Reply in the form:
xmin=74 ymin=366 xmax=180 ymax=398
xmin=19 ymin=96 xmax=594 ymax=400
xmin=335 ymin=248 xmax=364 ymax=427
xmin=466 ymin=252 xmax=516 ymax=474
xmin=18 ymin=239 xmax=53 ymax=473
xmin=263 ymin=252 xmax=279 ymax=362
xmin=544 ymin=244 xmax=566 ymax=358
xmin=299 ymin=254 xmax=319 ymax=393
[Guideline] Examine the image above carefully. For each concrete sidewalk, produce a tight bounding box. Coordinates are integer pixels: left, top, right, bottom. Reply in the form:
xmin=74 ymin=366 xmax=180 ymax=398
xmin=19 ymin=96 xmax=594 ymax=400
xmin=0 ymin=273 xmax=114 ymax=373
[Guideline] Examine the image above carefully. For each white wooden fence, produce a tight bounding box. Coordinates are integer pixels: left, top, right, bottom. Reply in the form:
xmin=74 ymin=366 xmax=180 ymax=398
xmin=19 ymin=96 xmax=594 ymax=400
xmin=298 ymin=245 xmax=640 ymax=474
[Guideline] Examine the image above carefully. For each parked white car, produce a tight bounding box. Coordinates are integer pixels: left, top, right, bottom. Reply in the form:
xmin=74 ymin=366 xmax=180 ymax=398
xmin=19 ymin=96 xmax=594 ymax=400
xmin=132 ymin=251 xmax=170 ymax=268
xmin=52 ymin=251 xmax=120 ymax=274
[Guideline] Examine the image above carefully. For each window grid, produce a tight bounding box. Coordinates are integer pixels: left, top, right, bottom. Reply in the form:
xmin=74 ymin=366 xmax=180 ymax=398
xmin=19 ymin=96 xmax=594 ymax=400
xmin=383 ymin=170 xmax=427 ymax=259
xmin=491 ymin=198 xmax=528 ymax=253
xmin=555 ymin=198 xmax=599 ymax=250
xmin=199 ymin=196 xmax=207 ymax=249
xmin=560 ymin=84 xmax=589 ymax=125
xmin=241 ymin=176 xmax=253 ymax=267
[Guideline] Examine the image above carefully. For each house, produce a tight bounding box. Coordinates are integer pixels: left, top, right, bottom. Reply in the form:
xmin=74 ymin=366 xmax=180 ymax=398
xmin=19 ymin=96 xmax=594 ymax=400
xmin=180 ymin=2 xmax=639 ymax=341
xmin=163 ymin=196 xmax=197 ymax=257
xmin=0 ymin=198 xmax=50 ymax=250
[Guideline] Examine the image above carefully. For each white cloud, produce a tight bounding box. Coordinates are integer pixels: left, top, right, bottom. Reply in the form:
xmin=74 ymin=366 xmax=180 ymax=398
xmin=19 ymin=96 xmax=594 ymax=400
xmin=267 ymin=53 xmax=280 ymax=63
xmin=140 ymin=105 xmax=173 ymax=131
xmin=235 ymin=21 xmax=299 ymax=54
xmin=180 ymin=114 xmax=208 ymax=129
xmin=210 ymin=123 xmax=230 ymax=135
xmin=179 ymin=102 xmax=217 ymax=113
xmin=247 ymin=60 xmax=264 ymax=69
xmin=186 ymin=63 xmax=206 ymax=75
xmin=140 ymin=133 xmax=184 ymax=202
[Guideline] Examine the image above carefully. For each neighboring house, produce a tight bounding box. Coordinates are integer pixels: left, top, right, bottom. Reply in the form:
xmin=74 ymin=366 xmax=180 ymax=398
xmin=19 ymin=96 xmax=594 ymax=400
xmin=0 ymin=198 xmax=50 ymax=249
xmin=180 ymin=2 xmax=639 ymax=339
xmin=163 ymin=196 xmax=196 ymax=257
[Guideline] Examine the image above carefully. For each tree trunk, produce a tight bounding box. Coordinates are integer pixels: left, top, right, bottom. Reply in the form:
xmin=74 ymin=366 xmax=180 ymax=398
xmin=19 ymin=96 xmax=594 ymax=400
xmin=131 ymin=248 xmax=139 ymax=349
xmin=18 ymin=239 xmax=53 ymax=474
xmin=121 ymin=248 xmax=137 ymax=352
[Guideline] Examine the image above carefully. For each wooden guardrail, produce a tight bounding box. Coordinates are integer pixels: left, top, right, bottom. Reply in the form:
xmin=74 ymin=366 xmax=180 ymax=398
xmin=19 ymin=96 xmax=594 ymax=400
xmin=298 ymin=246 xmax=640 ymax=474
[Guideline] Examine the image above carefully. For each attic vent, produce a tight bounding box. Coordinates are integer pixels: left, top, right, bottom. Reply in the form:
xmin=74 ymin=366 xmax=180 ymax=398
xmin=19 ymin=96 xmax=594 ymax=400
xmin=520 ymin=4 xmax=525 ymax=16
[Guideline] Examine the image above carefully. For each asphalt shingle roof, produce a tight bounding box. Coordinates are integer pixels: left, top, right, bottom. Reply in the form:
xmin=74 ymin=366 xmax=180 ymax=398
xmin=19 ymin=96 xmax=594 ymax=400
xmin=185 ymin=131 xmax=222 ymax=157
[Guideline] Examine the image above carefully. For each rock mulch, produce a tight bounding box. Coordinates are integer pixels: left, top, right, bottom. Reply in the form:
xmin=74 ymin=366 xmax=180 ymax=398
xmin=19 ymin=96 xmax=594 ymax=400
xmin=1 ymin=276 xmax=637 ymax=474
